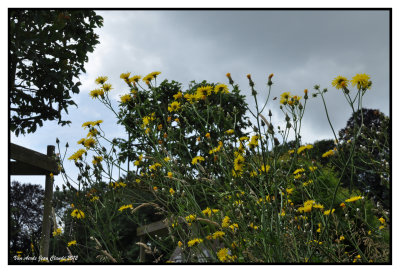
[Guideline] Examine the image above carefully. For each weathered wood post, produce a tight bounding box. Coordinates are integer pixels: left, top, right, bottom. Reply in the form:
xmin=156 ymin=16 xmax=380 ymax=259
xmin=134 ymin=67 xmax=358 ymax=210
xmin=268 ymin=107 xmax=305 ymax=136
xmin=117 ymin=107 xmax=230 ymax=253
xmin=39 ymin=145 xmax=55 ymax=259
xmin=139 ymin=236 xmax=146 ymax=262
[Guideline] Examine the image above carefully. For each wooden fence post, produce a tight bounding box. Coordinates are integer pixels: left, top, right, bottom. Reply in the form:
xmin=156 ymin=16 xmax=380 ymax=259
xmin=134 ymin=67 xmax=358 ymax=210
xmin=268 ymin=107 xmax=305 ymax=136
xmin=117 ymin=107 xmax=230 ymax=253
xmin=39 ymin=145 xmax=55 ymax=259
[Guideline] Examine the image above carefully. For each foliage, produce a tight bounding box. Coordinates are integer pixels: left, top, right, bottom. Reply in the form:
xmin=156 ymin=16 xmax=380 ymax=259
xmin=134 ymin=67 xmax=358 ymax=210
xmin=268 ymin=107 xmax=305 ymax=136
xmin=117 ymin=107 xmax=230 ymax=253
xmin=335 ymin=108 xmax=390 ymax=208
xmin=9 ymin=181 xmax=44 ymax=260
xmin=9 ymin=9 xmax=103 ymax=136
xmin=52 ymin=72 xmax=390 ymax=264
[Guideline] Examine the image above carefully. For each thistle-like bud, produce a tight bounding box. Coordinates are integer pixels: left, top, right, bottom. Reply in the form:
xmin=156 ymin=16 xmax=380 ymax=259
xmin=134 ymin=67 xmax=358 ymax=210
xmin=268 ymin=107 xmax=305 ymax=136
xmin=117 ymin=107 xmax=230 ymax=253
xmin=267 ymin=73 xmax=274 ymax=86
xmin=56 ymin=138 xmax=60 ymax=144
xmin=314 ymin=84 xmax=320 ymax=90
xmin=285 ymin=114 xmax=290 ymax=122
xmin=268 ymin=110 xmax=272 ymax=117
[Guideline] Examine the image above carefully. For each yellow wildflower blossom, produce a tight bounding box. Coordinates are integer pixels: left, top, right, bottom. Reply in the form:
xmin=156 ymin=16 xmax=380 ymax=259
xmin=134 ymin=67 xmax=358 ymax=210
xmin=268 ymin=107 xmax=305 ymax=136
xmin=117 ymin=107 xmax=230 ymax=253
xmin=92 ymin=156 xmax=103 ymax=165
xmin=89 ymin=88 xmax=104 ymax=99
xmin=187 ymin=238 xmax=203 ymax=247
xmin=102 ymin=83 xmax=112 ymax=92
xmin=332 ymin=75 xmax=349 ymax=89
xmin=169 ymin=188 xmax=175 ymax=196
xmin=345 ymin=196 xmax=362 ymax=203
xmin=83 ymin=138 xmax=96 ymax=148
xmin=68 ymin=149 xmax=86 ymax=161
xmin=168 ymin=101 xmax=181 ymax=112
xmin=52 ymin=228 xmax=62 ymax=236
xmin=71 ymin=209 xmax=85 ymax=219
xmin=217 ymin=248 xmax=235 ymax=262
xmin=225 ymin=129 xmax=234 ymax=135
xmin=67 ymin=240 xmax=77 ymax=247
xmin=118 ymin=204 xmax=133 ymax=212
xmin=191 ymin=156 xmax=205 ymax=165
xmin=221 ymin=216 xmax=230 ymax=228
xmin=129 ymin=75 xmax=141 ymax=83
xmin=95 ymin=76 xmax=108 ymax=85
xmin=324 ymin=209 xmax=335 ymax=215
xmin=293 ymin=168 xmax=305 ymax=175
xmin=173 ymin=91 xmax=183 ymax=100
xmin=322 ymin=150 xmax=335 ymax=158
xmin=120 ymin=94 xmax=132 ymax=103
xmin=351 ymin=73 xmax=371 ymax=90
xmin=212 ymin=231 xmax=225 ymax=239
xmin=214 ymin=83 xmax=229 ymax=94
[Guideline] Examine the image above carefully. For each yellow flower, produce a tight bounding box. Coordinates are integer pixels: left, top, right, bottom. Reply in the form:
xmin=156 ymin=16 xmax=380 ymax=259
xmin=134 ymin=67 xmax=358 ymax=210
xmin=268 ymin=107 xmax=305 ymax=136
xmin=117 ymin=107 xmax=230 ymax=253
xmin=120 ymin=94 xmax=132 ymax=103
xmin=332 ymin=75 xmax=349 ymax=89
xmin=82 ymin=121 xmax=94 ymax=128
xmin=186 ymin=214 xmax=196 ymax=224
xmin=173 ymin=91 xmax=183 ymax=100
xmin=129 ymin=75 xmax=141 ymax=83
xmin=89 ymin=88 xmax=104 ymax=99
xmin=209 ymin=141 xmax=223 ymax=154
xmin=169 ymin=188 xmax=175 ymax=196
xmin=322 ymin=150 xmax=335 ymax=158
xmin=340 ymin=235 xmax=345 ymax=241
xmin=68 ymin=149 xmax=86 ymax=161
xmin=248 ymin=135 xmax=259 ymax=149
xmin=92 ymin=120 xmax=103 ymax=126
xmin=313 ymin=203 xmax=324 ymax=210
xmin=178 ymin=241 xmax=183 ymax=247
xmin=249 ymin=222 xmax=259 ymax=230
xmin=345 ymin=196 xmax=362 ymax=203
xmin=225 ymin=129 xmax=235 ymax=135
xmin=153 ymin=186 xmax=158 ymax=191
xmin=168 ymin=101 xmax=181 ymax=112
xmin=221 ymin=216 xmax=230 ymax=228
xmin=87 ymin=128 xmax=99 ymax=137
xmin=297 ymin=144 xmax=313 ymax=154
xmin=71 ymin=209 xmax=85 ymax=219
xmin=118 ymin=204 xmax=133 ymax=212
xmin=191 ymin=156 xmax=205 ymax=165
xmin=52 ymin=228 xmax=62 ymax=236
xmin=259 ymin=164 xmax=270 ymax=173
xmin=280 ymin=92 xmax=291 ymax=104
xmin=167 ymin=172 xmax=173 ymax=178
xmin=378 ymin=217 xmax=385 ymax=224
xmin=92 ymin=156 xmax=103 ymax=165
xmin=233 ymin=153 xmax=245 ymax=171
xmin=324 ymin=209 xmax=335 ymax=215
xmin=83 ymin=138 xmax=96 ymax=149
xmin=67 ymin=240 xmax=77 ymax=247
xmin=95 ymin=76 xmax=108 ymax=85
xmin=187 ymin=238 xmax=203 ymax=247
xmin=212 ymin=231 xmax=225 ymax=239
xmin=120 ymin=72 xmax=131 ymax=81
xmin=217 ymin=248 xmax=235 ymax=262
xmin=214 ymin=83 xmax=229 ymax=94
xmin=102 ymin=83 xmax=112 ymax=92
xmin=196 ymin=86 xmax=213 ymax=97
xmin=309 ymin=166 xmax=317 ymax=172
xmin=229 ymin=223 xmax=239 ymax=232
xmin=351 ymin=73 xmax=371 ymax=89
xmin=293 ymin=168 xmax=305 ymax=175
xmin=90 ymin=196 xmax=99 ymax=202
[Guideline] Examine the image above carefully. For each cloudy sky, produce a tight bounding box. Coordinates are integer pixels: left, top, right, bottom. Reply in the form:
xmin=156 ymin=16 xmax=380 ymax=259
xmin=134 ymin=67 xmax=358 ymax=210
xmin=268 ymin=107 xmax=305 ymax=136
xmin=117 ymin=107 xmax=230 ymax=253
xmin=9 ymin=9 xmax=390 ymax=188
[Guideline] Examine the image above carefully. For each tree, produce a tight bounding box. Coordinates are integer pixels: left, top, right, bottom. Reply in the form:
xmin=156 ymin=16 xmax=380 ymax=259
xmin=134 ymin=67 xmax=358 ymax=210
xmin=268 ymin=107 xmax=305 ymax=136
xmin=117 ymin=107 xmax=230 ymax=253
xmin=9 ymin=181 xmax=44 ymax=256
xmin=336 ymin=108 xmax=390 ymax=208
xmin=9 ymin=9 xmax=103 ymax=136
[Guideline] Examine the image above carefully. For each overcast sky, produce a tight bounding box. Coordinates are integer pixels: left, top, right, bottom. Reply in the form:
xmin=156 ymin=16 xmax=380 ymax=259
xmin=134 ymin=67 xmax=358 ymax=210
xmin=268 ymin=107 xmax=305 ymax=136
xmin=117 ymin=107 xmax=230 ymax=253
xmin=9 ymin=9 xmax=390 ymax=187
